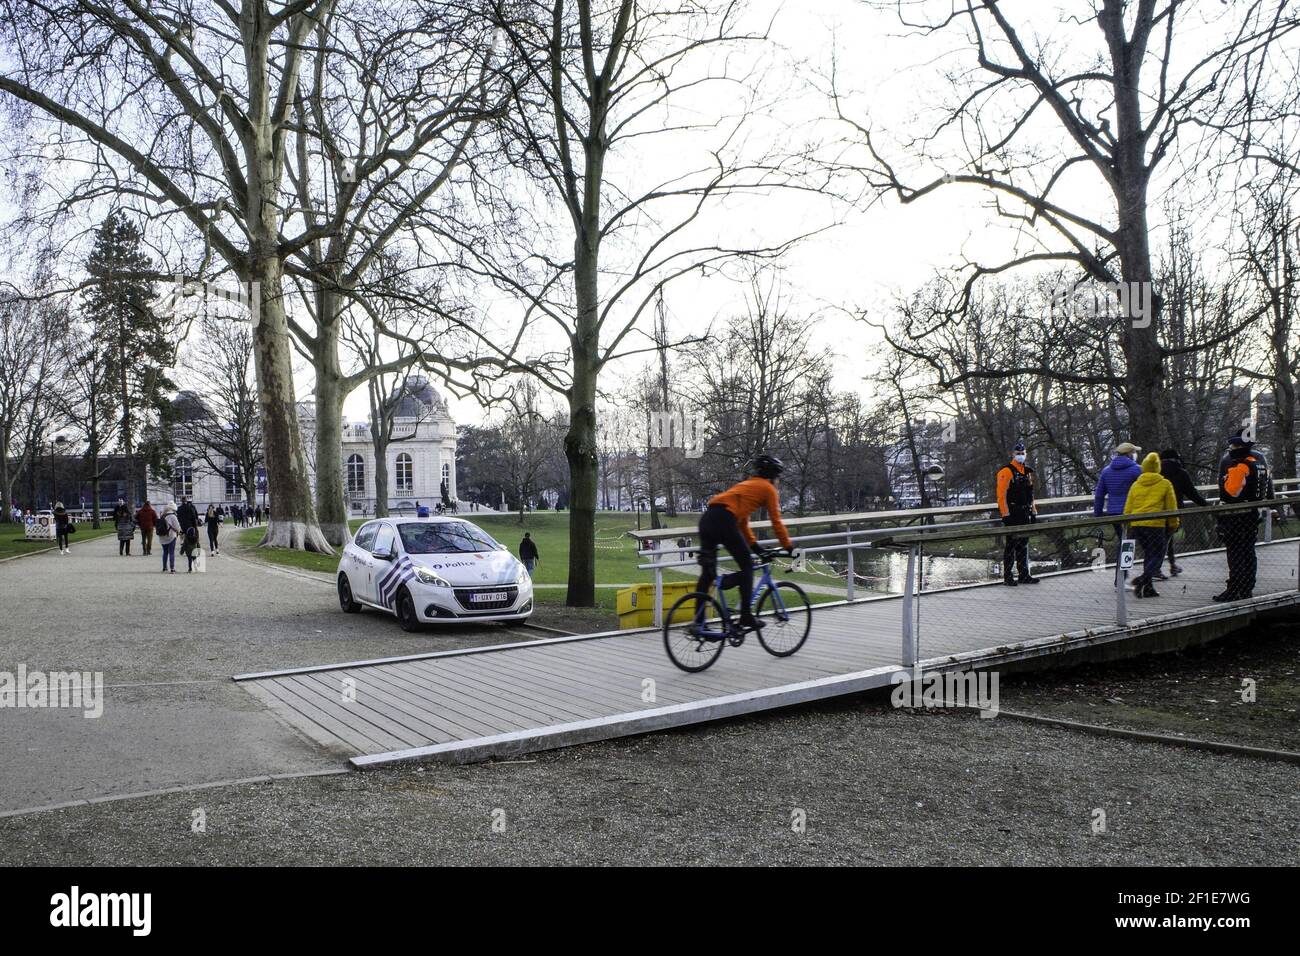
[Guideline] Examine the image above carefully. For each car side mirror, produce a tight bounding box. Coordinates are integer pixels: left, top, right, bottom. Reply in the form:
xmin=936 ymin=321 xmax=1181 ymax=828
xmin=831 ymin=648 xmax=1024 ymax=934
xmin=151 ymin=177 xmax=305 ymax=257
xmin=372 ymin=547 xmax=394 ymax=561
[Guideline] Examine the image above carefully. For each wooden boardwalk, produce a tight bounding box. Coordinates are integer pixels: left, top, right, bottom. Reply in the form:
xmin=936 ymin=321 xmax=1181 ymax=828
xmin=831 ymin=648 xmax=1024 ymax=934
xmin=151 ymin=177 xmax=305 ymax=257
xmin=234 ymin=540 xmax=1299 ymax=767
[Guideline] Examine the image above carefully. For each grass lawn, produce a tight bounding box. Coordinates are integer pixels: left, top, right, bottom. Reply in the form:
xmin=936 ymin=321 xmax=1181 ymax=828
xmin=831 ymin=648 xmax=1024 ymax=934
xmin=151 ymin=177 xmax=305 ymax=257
xmin=237 ymin=510 xmax=845 ymax=608
xmin=0 ymin=521 xmax=116 ymax=559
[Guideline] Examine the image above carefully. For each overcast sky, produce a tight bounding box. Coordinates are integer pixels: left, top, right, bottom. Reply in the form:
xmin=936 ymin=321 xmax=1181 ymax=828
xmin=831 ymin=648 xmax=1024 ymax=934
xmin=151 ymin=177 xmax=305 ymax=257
xmin=0 ymin=1 xmax=1269 ymax=431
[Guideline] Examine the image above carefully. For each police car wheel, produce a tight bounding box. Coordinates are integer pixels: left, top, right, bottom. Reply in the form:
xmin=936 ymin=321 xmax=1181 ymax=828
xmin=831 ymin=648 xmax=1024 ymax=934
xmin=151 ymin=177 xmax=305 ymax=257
xmin=395 ymin=587 xmax=422 ymax=632
xmin=338 ymin=574 xmax=361 ymax=614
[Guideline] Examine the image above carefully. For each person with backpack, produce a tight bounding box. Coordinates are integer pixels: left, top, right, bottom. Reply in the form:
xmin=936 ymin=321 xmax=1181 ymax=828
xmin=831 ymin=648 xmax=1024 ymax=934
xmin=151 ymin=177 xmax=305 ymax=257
xmin=158 ymin=502 xmax=181 ymax=573
xmin=1157 ymin=449 xmax=1208 ymax=577
xmin=1214 ymin=432 xmax=1272 ymax=602
xmin=113 ymin=498 xmax=135 ymax=556
xmin=181 ymin=520 xmax=201 ymax=572
xmin=995 ymin=441 xmax=1039 ymax=586
xmin=1123 ymin=452 xmax=1180 ymax=599
xmin=136 ymin=500 xmax=158 ymax=556
xmin=204 ymin=504 xmax=222 ymax=555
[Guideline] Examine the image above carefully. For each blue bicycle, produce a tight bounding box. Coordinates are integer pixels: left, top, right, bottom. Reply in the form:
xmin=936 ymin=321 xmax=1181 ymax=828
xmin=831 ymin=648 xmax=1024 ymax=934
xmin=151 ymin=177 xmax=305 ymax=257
xmin=663 ymin=548 xmax=812 ymax=672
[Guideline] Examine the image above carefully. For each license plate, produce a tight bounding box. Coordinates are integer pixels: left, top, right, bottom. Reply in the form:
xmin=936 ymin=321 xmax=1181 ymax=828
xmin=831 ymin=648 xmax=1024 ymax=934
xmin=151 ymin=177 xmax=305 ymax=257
xmin=471 ymin=592 xmax=508 ymax=603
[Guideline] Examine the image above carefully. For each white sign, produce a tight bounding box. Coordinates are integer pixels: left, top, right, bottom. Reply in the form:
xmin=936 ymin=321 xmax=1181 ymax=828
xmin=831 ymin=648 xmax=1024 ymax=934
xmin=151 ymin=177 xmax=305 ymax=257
xmin=1118 ymin=539 xmax=1135 ymax=571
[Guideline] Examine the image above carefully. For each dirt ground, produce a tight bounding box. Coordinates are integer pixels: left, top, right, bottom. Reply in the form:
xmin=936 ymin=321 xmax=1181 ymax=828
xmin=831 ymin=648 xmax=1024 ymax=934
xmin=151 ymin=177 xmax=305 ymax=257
xmin=1002 ymin=619 xmax=1300 ymax=752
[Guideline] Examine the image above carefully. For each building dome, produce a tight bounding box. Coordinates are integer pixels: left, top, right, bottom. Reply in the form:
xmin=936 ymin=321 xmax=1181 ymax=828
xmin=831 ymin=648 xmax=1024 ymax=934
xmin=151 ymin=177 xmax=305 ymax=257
xmin=392 ymin=375 xmax=447 ymax=419
xmin=170 ymin=390 xmax=211 ymax=423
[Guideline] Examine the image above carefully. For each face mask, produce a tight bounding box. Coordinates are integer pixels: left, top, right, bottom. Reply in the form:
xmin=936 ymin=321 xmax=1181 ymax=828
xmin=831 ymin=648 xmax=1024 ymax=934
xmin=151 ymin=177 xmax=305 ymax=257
xmin=1013 ymin=454 xmax=1026 ymax=464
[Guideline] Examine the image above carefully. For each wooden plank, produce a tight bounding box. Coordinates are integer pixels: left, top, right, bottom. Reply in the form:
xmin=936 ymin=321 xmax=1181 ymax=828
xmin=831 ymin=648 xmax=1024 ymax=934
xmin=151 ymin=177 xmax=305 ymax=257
xmin=278 ymin=675 xmax=423 ymax=751
xmin=382 ymin=660 xmax=605 ymax=727
xmin=298 ymin=670 xmax=459 ymax=744
xmin=254 ymin=678 xmax=395 ymax=755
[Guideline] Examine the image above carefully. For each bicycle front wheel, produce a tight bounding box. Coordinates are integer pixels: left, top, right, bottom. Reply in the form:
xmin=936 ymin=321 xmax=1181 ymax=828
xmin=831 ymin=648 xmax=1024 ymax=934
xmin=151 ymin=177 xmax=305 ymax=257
xmin=755 ymin=581 xmax=812 ymax=657
xmin=664 ymin=591 xmax=726 ymax=672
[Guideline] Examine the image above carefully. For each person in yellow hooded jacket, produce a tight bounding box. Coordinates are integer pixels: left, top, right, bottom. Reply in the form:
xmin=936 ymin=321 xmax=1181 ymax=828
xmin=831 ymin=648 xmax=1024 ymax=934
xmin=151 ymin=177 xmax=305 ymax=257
xmin=1123 ymin=452 xmax=1180 ymax=598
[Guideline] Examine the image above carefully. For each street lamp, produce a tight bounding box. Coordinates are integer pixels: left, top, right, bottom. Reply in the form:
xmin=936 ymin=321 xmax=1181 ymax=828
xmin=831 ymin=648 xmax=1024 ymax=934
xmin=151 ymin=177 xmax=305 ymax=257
xmin=922 ymin=464 xmax=945 ymax=521
xmin=48 ymin=434 xmax=68 ymax=509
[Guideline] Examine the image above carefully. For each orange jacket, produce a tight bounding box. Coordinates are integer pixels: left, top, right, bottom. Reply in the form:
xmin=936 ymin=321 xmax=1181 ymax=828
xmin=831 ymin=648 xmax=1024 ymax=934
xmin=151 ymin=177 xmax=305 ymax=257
xmin=995 ymin=460 xmax=1036 ymax=518
xmin=708 ymin=477 xmax=793 ymax=550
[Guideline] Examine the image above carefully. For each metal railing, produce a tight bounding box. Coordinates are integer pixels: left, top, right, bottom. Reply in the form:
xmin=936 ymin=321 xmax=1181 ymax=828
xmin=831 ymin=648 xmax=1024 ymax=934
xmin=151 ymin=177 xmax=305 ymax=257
xmin=634 ymin=478 xmax=1300 ymax=627
xmin=881 ymin=495 xmax=1300 ymax=673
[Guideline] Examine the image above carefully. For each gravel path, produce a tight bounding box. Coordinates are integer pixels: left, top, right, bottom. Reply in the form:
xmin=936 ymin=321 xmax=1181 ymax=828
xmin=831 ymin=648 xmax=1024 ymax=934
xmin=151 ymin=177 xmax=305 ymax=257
xmin=3 ymin=532 xmax=1296 ymax=865
xmin=1 ymin=699 xmax=1295 ymax=865
xmin=0 ymin=534 xmax=544 ymax=812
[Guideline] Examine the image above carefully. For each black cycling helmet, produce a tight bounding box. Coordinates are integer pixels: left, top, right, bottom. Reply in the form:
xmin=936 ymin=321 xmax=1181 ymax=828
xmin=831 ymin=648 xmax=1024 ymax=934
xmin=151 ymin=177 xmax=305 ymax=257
xmin=750 ymin=454 xmax=785 ymax=479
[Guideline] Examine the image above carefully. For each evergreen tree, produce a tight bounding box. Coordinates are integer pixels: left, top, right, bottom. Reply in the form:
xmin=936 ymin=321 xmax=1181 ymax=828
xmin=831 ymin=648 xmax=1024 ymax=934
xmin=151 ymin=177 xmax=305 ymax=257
xmin=81 ymin=211 xmax=172 ymax=504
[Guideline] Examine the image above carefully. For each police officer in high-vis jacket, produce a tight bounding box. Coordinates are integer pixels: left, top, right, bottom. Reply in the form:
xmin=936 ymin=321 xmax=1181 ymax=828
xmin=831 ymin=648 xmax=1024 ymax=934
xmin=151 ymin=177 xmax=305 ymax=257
xmin=1214 ymin=431 xmax=1272 ymax=602
xmin=996 ymin=441 xmax=1039 ymax=586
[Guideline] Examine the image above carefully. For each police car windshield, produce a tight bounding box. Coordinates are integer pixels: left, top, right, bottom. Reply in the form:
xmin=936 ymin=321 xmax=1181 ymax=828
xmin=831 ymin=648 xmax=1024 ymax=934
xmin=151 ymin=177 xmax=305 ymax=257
xmin=399 ymin=521 xmax=503 ymax=554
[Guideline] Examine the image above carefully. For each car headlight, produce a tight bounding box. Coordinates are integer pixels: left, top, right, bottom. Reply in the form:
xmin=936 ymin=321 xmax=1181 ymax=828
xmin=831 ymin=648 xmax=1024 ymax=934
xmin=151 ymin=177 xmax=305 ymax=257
xmin=415 ymin=567 xmax=451 ymax=587
xmin=516 ymin=561 xmax=530 ymax=584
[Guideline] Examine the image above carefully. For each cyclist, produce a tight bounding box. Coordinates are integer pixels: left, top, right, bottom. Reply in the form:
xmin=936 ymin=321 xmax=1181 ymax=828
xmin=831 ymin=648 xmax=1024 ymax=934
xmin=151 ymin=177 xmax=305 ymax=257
xmin=694 ymin=454 xmax=797 ymax=632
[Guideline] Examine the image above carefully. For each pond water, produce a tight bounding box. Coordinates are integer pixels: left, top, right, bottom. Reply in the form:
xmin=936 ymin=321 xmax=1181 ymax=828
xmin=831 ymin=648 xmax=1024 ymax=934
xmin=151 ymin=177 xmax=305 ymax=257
xmin=838 ymin=548 xmax=1069 ymax=594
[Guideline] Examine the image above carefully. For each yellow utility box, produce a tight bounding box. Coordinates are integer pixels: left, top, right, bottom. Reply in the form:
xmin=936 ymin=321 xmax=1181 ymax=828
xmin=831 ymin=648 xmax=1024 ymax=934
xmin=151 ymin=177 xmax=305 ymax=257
xmin=616 ymin=581 xmax=695 ymax=629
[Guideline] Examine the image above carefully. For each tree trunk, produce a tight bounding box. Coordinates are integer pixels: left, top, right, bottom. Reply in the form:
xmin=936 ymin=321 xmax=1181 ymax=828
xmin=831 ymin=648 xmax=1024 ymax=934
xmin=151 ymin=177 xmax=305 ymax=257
xmin=1111 ymin=29 xmax=1165 ymax=447
xmin=372 ymin=434 xmax=390 ymax=518
xmin=312 ymin=295 xmax=349 ymax=546
xmin=251 ymin=264 xmax=332 ymax=552
xmin=565 ymin=321 xmax=600 ymax=607
xmin=244 ymin=4 xmax=331 ymax=554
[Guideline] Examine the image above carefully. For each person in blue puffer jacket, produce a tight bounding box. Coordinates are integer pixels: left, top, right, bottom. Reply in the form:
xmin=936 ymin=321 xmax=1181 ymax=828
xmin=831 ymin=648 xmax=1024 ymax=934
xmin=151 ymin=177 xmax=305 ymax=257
xmin=1094 ymin=440 xmax=1144 ymax=579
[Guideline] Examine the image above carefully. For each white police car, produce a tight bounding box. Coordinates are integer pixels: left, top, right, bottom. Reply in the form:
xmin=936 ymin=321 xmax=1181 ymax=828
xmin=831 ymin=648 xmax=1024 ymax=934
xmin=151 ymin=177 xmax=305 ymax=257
xmin=337 ymin=517 xmax=533 ymax=630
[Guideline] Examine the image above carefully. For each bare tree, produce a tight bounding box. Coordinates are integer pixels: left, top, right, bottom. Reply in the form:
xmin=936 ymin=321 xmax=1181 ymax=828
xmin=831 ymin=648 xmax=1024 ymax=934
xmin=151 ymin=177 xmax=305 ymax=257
xmin=418 ymin=0 xmax=811 ymax=604
xmin=0 ymin=0 xmax=484 ymax=551
xmin=280 ymin=1 xmax=506 ymax=545
xmin=1238 ymin=171 xmax=1300 ymax=482
xmin=0 ymin=287 xmax=63 ymax=516
xmin=173 ymin=316 xmax=265 ymax=509
xmin=833 ymin=0 xmax=1295 ymax=443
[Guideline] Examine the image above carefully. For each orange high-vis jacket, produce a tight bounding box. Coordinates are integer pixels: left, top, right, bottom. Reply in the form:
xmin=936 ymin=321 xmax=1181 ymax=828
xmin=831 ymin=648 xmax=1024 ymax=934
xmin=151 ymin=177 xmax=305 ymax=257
xmin=995 ymin=460 xmax=1036 ymax=517
xmin=708 ymin=477 xmax=793 ymax=550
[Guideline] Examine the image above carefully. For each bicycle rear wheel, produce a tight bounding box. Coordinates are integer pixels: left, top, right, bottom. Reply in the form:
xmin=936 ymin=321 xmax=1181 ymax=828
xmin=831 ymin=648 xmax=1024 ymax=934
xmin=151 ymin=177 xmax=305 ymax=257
xmin=755 ymin=581 xmax=812 ymax=657
xmin=664 ymin=591 xmax=726 ymax=672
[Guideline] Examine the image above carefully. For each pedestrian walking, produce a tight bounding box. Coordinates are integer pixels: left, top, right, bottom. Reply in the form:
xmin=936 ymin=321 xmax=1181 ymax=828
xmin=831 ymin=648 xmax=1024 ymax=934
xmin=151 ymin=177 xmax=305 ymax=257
xmin=181 ymin=522 xmax=200 ymax=572
xmin=1093 ymin=441 xmax=1144 ymax=577
xmin=519 ymin=531 xmax=539 ymax=575
xmin=113 ymin=498 xmax=135 ymax=556
xmin=204 ymin=504 xmax=222 ymax=555
xmin=1157 ymin=449 xmax=1208 ymax=577
xmin=158 ymin=502 xmax=181 ymax=573
xmin=1122 ymin=453 xmax=1179 ymax=599
xmin=255 ymin=505 xmax=263 ymax=525
xmin=136 ymin=500 xmax=158 ymax=555
xmin=1214 ymin=432 xmax=1272 ymax=602
xmin=53 ymin=501 xmax=73 ymax=554
xmin=996 ymin=441 xmax=1039 ymax=586
xmin=177 ymin=496 xmax=199 ymax=537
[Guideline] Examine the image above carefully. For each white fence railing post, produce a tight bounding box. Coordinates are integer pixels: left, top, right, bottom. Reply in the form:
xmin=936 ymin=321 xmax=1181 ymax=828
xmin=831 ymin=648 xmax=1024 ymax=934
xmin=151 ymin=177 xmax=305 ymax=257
xmin=653 ymin=550 xmax=664 ymax=627
xmin=1115 ymin=537 xmax=1129 ymax=627
xmin=845 ymin=526 xmax=855 ymax=601
xmin=901 ymin=544 xmax=919 ymax=671
xmin=1264 ymin=506 xmax=1274 ymax=543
